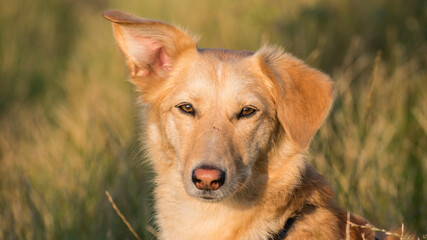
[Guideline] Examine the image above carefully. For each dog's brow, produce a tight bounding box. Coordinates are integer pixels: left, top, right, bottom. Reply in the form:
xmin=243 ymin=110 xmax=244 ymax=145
xmin=174 ymin=93 xmax=201 ymax=104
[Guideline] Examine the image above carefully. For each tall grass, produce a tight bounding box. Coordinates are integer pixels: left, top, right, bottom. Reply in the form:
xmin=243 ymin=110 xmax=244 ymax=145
xmin=0 ymin=0 xmax=425 ymax=239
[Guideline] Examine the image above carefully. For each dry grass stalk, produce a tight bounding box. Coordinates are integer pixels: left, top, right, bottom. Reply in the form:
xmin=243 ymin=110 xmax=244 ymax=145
xmin=346 ymin=215 xmax=419 ymax=240
xmin=366 ymin=51 xmax=382 ymax=113
xmin=346 ymin=211 xmax=351 ymax=240
xmin=105 ymin=191 xmax=142 ymax=240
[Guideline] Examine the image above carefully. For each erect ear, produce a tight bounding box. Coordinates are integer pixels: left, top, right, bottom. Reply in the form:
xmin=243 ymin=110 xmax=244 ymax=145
xmin=256 ymin=46 xmax=334 ymax=150
xmin=103 ymin=10 xmax=197 ymax=85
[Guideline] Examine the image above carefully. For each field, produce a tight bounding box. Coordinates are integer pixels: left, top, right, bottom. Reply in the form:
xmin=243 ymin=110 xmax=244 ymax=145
xmin=0 ymin=0 xmax=426 ymax=239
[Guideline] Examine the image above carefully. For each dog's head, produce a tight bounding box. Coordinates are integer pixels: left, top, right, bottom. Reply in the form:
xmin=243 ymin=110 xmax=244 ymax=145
xmin=104 ymin=10 xmax=334 ymax=202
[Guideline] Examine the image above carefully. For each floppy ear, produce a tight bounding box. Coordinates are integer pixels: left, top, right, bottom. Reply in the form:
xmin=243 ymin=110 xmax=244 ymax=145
xmin=103 ymin=10 xmax=197 ymax=86
xmin=256 ymin=46 xmax=334 ymax=150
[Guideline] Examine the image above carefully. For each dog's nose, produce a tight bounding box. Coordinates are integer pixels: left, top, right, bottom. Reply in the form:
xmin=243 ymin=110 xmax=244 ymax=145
xmin=192 ymin=167 xmax=225 ymax=191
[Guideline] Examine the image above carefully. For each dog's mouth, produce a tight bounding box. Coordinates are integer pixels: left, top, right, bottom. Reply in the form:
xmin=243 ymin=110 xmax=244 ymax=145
xmin=200 ymin=194 xmax=216 ymax=201
xmin=193 ymin=189 xmax=229 ymax=202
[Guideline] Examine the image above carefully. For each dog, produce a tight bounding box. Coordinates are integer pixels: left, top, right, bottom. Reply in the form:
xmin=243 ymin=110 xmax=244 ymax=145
xmin=103 ymin=10 xmax=400 ymax=240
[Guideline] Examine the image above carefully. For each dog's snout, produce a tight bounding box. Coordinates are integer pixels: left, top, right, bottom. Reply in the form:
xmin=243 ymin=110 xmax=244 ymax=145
xmin=192 ymin=167 xmax=225 ymax=191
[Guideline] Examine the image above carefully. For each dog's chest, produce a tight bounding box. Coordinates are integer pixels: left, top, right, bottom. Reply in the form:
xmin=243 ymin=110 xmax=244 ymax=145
xmin=155 ymin=190 xmax=271 ymax=240
xmin=156 ymin=199 xmax=240 ymax=239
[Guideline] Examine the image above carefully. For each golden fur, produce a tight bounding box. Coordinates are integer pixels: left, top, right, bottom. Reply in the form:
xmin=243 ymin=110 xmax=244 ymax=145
xmin=104 ymin=10 xmax=398 ymax=240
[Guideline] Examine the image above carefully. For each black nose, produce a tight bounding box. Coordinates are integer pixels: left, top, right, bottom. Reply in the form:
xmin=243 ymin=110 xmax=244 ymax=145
xmin=192 ymin=166 xmax=225 ymax=191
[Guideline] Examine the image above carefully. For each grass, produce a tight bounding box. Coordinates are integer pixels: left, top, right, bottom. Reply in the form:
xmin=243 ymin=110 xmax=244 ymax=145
xmin=0 ymin=0 xmax=426 ymax=239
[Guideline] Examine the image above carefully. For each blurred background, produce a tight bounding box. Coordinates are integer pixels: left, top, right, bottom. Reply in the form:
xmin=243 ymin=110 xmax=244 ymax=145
xmin=0 ymin=0 xmax=426 ymax=239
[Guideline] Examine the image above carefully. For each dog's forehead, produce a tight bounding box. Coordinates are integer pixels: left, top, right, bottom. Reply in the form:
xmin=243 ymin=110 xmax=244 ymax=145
xmin=179 ymin=49 xmax=263 ymax=92
xmin=165 ymin=48 xmax=274 ymax=109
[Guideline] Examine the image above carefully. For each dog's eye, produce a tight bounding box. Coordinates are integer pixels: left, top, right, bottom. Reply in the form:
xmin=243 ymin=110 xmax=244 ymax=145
xmin=176 ymin=103 xmax=195 ymax=115
xmin=238 ymin=106 xmax=258 ymax=118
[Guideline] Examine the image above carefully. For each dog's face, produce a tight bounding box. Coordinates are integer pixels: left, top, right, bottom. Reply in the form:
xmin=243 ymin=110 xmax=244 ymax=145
xmin=104 ymin=10 xmax=334 ymax=202
xmin=158 ymin=50 xmax=278 ymax=201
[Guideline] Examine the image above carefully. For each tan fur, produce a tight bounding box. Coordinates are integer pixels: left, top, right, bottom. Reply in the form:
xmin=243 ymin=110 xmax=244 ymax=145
xmin=104 ymin=10 xmax=389 ymax=240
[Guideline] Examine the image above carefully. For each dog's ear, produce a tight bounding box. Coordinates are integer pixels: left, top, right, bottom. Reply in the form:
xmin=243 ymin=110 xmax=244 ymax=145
xmin=103 ymin=10 xmax=197 ymax=84
xmin=256 ymin=46 xmax=334 ymax=150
